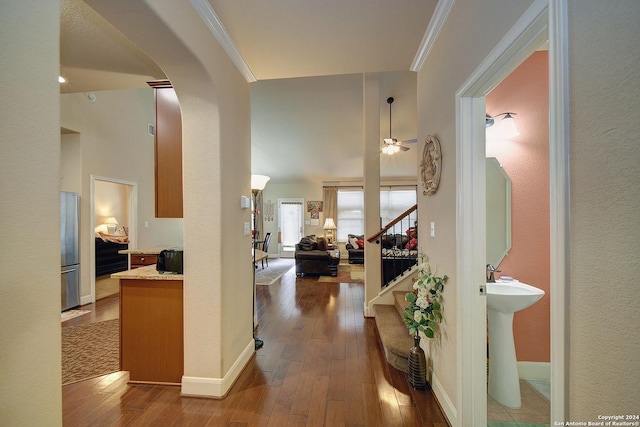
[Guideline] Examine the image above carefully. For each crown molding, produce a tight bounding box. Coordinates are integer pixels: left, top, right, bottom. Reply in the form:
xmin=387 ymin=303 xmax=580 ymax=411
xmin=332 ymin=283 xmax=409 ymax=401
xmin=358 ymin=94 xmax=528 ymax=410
xmin=190 ymin=0 xmax=257 ymax=82
xmin=410 ymin=0 xmax=455 ymax=72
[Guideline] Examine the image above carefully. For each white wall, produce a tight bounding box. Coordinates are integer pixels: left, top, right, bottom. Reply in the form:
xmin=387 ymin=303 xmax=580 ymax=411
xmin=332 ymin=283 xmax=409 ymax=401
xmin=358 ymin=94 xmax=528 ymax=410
xmin=0 ymin=1 xmax=62 ymax=425
xmin=567 ymin=0 xmax=640 ymax=417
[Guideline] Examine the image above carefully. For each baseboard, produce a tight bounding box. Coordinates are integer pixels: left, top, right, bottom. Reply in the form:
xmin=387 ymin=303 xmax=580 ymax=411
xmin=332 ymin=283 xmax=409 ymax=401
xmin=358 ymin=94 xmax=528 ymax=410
xmin=517 ymin=361 xmax=550 ymax=380
xmin=80 ymin=295 xmax=93 ymax=306
xmin=431 ymin=371 xmax=457 ymax=427
xmin=181 ymin=339 xmax=254 ymax=398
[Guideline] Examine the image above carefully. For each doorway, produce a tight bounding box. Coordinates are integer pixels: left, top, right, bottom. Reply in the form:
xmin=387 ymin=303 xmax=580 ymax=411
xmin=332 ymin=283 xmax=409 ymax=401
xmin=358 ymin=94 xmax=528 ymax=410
xmin=456 ymin=0 xmax=569 ymax=425
xmin=278 ymin=199 xmax=304 ymax=258
xmin=91 ymin=175 xmax=137 ymax=303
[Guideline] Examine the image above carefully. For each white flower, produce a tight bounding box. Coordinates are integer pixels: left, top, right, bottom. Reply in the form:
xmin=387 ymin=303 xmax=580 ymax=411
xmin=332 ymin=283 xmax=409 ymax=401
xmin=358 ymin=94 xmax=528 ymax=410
xmin=416 ymin=295 xmax=429 ymax=309
xmin=414 ymin=310 xmax=423 ymax=323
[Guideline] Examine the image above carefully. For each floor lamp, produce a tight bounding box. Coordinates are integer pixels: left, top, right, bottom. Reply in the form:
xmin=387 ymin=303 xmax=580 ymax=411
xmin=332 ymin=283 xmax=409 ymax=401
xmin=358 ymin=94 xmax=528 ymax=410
xmin=251 ymin=174 xmax=270 ymax=350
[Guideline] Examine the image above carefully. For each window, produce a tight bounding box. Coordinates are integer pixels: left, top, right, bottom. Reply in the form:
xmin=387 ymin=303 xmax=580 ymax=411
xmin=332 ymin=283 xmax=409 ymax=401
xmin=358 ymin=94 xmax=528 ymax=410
xmin=380 ymin=189 xmax=416 ymax=226
xmin=337 ymin=190 xmax=364 ymax=241
xmin=336 ymin=187 xmax=416 ymax=241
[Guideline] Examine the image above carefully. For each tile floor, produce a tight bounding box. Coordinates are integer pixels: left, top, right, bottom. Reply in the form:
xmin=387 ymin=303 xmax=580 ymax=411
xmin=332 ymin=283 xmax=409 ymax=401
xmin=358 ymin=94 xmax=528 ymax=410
xmin=488 ymin=379 xmax=550 ymax=424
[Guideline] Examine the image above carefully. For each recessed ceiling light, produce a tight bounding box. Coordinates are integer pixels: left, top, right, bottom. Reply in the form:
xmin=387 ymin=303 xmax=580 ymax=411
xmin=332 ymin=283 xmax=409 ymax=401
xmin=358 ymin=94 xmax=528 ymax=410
xmin=58 ymin=76 xmax=66 ymax=83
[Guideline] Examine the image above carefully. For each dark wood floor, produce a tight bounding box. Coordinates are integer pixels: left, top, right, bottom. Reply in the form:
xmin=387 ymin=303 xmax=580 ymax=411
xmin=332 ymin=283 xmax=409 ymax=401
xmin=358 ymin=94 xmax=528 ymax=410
xmin=62 ymin=266 xmax=448 ymax=426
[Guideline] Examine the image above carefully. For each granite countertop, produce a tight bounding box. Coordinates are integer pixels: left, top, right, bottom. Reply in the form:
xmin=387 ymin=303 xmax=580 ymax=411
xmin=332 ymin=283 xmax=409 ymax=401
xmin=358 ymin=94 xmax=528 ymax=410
xmin=111 ymin=264 xmax=183 ymax=281
xmin=118 ymin=245 xmax=183 ymax=255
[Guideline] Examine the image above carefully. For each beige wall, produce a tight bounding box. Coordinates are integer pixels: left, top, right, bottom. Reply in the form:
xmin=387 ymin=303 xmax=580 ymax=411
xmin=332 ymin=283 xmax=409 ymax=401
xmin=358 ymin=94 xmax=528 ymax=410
xmin=0 ymin=1 xmax=63 ymax=425
xmin=568 ymin=0 xmax=640 ymax=417
xmin=94 ymin=180 xmax=130 ymax=233
xmin=3 ymin=0 xmax=638 ymax=421
xmin=417 ymin=0 xmax=535 ymax=411
xmin=261 ymin=182 xmax=325 ymax=257
xmin=84 ymin=0 xmax=254 ymax=389
xmin=250 ymin=71 xmax=418 ymax=183
xmin=419 ymin=0 xmax=640 ymax=420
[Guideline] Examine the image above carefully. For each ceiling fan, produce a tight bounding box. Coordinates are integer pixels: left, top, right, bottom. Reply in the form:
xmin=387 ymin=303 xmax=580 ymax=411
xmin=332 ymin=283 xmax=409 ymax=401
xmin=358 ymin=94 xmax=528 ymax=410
xmin=382 ymin=97 xmax=417 ymax=155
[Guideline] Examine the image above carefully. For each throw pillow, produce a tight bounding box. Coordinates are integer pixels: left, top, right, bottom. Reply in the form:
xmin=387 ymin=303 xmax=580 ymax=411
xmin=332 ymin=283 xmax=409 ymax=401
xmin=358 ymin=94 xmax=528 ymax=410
xmin=357 ymin=239 xmax=365 ymax=249
xmin=349 ymin=235 xmax=360 ymax=249
xmin=405 ymin=238 xmax=418 ymax=250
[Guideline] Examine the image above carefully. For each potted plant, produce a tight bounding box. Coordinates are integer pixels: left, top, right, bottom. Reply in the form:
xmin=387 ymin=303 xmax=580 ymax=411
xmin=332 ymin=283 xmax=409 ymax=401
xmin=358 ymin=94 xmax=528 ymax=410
xmin=402 ymin=253 xmax=448 ymax=389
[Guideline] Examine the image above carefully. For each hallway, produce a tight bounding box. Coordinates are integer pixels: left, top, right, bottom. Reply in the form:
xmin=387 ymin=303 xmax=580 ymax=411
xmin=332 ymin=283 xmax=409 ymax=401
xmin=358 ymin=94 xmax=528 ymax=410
xmin=62 ymin=267 xmax=447 ymax=426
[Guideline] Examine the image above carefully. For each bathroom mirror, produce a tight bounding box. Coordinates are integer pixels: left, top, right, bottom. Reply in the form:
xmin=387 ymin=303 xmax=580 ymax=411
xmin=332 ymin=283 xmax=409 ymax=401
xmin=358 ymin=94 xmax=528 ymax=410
xmin=486 ymin=157 xmax=511 ymax=267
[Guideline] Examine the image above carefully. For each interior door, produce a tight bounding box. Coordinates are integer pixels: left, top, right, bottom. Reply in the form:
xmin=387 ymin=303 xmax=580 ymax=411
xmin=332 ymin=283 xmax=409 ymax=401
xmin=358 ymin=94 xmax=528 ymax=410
xmin=278 ymin=199 xmax=304 ymax=258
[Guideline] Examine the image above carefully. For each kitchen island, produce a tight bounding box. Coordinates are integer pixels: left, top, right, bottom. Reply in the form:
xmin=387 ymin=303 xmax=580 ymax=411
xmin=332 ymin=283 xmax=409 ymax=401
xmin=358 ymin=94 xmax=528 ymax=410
xmin=111 ymin=265 xmax=183 ymax=385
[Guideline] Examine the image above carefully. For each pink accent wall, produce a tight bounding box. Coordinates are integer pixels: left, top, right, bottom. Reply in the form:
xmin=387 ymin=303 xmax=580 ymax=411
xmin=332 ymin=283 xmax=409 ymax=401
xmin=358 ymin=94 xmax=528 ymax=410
xmin=486 ymin=51 xmax=550 ymax=363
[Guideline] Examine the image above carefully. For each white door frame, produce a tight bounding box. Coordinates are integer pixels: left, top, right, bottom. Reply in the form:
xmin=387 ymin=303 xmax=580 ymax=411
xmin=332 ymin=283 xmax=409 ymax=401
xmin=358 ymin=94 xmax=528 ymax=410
xmin=455 ymin=0 xmax=569 ymax=425
xmin=90 ymin=175 xmax=138 ymax=303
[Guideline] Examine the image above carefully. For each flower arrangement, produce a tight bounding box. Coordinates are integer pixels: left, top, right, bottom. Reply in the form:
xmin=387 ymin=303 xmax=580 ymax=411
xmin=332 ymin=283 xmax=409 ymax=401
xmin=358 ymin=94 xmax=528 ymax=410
xmin=402 ymin=254 xmax=448 ymax=338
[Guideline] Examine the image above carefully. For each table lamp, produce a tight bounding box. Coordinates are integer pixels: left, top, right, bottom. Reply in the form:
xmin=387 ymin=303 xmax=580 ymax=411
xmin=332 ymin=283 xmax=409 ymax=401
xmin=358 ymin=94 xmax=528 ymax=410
xmin=323 ymin=217 xmax=337 ymax=245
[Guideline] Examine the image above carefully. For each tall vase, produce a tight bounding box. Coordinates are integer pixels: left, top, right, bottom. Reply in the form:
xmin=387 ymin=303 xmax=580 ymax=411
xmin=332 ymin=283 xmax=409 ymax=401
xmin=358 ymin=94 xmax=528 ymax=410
xmin=408 ymin=332 xmax=428 ymax=390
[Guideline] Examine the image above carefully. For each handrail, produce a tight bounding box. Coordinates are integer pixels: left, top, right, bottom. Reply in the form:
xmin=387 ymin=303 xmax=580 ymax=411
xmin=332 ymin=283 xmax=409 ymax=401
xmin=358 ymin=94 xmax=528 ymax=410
xmin=366 ymin=204 xmax=417 ymax=243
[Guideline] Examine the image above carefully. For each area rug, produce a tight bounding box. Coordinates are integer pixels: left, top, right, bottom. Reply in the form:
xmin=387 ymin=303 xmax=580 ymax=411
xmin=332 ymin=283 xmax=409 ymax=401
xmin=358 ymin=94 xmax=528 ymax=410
xmin=61 ymin=309 xmax=90 ymax=323
xmin=317 ymin=270 xmax=364 ymax=283
xmin=62 ymin=319 xmax=119 ymax=385
xmin=255 ymin=258 xmax=295 ymax=285
xmin=338 ymin=263 xmax=364 ymax=272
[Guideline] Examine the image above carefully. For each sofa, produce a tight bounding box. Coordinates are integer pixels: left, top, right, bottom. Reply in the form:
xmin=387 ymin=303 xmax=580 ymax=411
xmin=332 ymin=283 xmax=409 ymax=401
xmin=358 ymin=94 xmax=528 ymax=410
xmin=295 ymin=235 xmax=339 ymax=276
xmin=345 ymin=234 xmax=365 ymax=264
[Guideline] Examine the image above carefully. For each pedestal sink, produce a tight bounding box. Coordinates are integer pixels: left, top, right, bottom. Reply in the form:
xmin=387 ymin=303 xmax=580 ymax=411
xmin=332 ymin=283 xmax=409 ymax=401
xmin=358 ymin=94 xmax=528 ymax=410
xmin=487 ymin=280 xmax=544 ymax=408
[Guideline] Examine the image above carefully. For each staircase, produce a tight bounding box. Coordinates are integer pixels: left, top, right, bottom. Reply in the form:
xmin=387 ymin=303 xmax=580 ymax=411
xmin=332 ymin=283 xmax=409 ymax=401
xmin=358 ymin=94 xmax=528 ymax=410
xmin=373 ymin=291 xmax=413 ymax=373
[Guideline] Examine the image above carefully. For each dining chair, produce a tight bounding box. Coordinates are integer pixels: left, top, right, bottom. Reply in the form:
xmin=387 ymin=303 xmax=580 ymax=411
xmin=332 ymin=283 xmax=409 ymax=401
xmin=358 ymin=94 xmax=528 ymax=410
xmin=261 ymin=232 xmax=272 ymax=269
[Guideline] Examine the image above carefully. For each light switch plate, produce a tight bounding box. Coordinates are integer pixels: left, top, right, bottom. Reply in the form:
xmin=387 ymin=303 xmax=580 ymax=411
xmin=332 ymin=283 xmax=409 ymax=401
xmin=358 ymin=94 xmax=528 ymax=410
xmin=240 ymin=196 xmax=251 ymax=209
xmin=243 ymin=222 xmax=251 ymax=236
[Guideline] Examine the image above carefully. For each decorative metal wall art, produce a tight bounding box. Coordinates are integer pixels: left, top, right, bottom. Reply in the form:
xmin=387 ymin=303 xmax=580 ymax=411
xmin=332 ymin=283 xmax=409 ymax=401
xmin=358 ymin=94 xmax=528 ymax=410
xmin=264 ymin=200 xmax=275 ymax=222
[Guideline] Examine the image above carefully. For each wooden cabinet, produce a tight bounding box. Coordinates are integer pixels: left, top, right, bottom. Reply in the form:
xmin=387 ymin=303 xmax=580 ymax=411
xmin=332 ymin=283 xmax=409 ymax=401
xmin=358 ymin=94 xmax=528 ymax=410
xmin=119 ymin=277 xmax=183 ymax=384
xmin=149 ymin=80 xmax=183 ymax=218
xmin=130 ymin=254 xmax=157 ymax=269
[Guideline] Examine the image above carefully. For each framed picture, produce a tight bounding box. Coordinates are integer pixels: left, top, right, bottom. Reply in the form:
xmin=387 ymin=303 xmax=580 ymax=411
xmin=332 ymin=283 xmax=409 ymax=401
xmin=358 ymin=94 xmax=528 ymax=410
xmin=306 ymin=201 xmax=323 ymax=212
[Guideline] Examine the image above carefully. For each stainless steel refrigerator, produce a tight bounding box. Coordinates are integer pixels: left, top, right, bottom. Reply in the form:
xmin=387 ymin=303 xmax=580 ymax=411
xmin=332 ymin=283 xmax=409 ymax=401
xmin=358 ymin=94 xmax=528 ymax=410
xmin=61 ymin=191 xmax=81 ymax=311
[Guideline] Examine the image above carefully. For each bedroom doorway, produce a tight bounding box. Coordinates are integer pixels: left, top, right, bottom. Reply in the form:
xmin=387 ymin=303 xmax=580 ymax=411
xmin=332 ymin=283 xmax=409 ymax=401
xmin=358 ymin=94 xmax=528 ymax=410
xmin=278 ymin=199 xmax=304 ymax=258
xmin=91 ymin=175 xmax=137 ymax=303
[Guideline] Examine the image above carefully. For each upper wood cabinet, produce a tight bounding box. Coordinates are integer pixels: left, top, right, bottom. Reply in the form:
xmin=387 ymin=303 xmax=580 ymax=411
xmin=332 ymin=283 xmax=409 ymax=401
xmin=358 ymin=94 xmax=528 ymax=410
xmin=148 ymin=80 xmax=183 ymax=218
